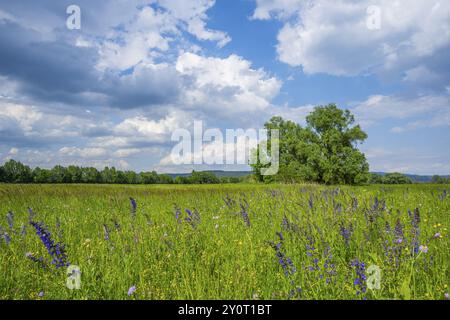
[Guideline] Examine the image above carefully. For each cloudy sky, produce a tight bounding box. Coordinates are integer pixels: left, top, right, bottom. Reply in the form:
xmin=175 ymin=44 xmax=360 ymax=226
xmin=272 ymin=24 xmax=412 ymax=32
xmin=0 ymin=0 xmax=449 ymax=174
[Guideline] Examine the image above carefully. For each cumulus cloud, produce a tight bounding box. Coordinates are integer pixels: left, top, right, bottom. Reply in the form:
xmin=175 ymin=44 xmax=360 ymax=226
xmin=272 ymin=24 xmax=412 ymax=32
xmin=176 ymin=52 xmax=282 ymax=115
xmin=251 ymin=0 xmax=302 ymax=20
xmin=362 ymin=147 xmax=450 ymax=175
xmin=0 ymin=0 xmax=232 ymax=110
xmin=352 ymin=94 xmax=450 ymax=131
xmin=253 ymin=0 xmax=450 ymax=92
xmin=158 ymin=0 xmax=231 ymax=47
xmin=59 ymin=147 xmax=108 ymax=159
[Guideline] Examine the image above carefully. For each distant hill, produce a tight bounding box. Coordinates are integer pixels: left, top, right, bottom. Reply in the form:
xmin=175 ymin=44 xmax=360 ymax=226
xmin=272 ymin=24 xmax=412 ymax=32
xmin=168 ymin=170 xmax=449 ymax=183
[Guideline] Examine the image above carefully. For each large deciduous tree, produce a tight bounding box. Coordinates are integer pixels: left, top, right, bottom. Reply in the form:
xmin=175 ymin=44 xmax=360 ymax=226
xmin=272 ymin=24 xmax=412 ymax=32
xmin=252 ymin=104 xmax=370 ymax=185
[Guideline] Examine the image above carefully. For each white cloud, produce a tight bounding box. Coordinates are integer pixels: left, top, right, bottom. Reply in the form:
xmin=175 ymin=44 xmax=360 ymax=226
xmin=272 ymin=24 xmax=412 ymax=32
xmin=158 ymin=0 xmax=230 ymax=47
xmin=158 ymin=131 xmax=259 ymax=171
xmin=97 ymin=1 xmax=230 ymax=71
xmin=251 ymin=0 xmax=302 ymax=20
xmin=352 ymin=94 xmax=450 ymax=130
xmin=362 ymin=147 xmax=450 ymax=175
xmin=115 ymin=110 xmax=192 ymax=139
xmin=8 ymin=147 xmax=19 ymax=155
xmin=267 ymin=104 xmax=315 ymax=125
xmin=59 ymin=147 xmax=108 ymax=159
xmin=0 ymin=101 xmax=42 ymax=132
xmin=97 ymin=6 xmax=176 ymax=71
xmin=262 ymin=0 xmax=450 ymax=79
xmin=113 ymin=148 xmax=143 ymax=158
xmin=176 ymin=52 xmax=282 ymax=115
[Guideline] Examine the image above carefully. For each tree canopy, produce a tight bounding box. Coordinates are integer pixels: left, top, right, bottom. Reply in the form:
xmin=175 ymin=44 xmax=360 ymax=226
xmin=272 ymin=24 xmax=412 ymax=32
xmin=252 ymin=104 xmax=370 ymax=185
xmin=369 ymin=173 xmax=413 ymax=184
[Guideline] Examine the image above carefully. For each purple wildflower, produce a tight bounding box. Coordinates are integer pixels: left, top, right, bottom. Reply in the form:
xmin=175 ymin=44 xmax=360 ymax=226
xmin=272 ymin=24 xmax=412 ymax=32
xmin=240 ymin=204 xmax=251 ymax=227
xmin=28 ymin=208 xmax=36 ymax=223
xmin=419 ymin=245 xmax=428 ymax=253
xmin=223 ymin=194 xmax=235 ymax=208
xmin=412 ymin=208 xmax=421 ymax=228
xmin=4 ymin=232 xmax=11 ymax=245
xmin=410 ymin=208 xmax=421 ymax=254
xmin=185 ymin=209 xmax=201 ymax=228
xmin=20 ymin=224 xmax=26 ymax=237
xmin=385 ymin=222 xmax=391 ymax=234
xmin=394 ymin=218 xmax=404 ymax=243
xmin=6 ymin=211 xmax=14 ymax=230
xmin=270 ymin=232 xmax=296 ymax=277
xmin=175 ymin=206 xmax=182 ymax=223
xmin=130 ymin=198 xmax=137 ymax=218
xmin=275 ymin=247 xmax=296 ymax=276
xmin=305 ymin=236 xmax=320 ymax=272
xmin=445 ymin=293 xmax=449 ymax=300
xmin=103 ymin=224 xmax=110 ymax=241
xmin=339 ymin=223 xmax=353 ymax=247
xmin=30 ymin=221 xmax=69 ymax=268
xmin=26 ymin=252 xmax=47 ymax=269
xmin=38 ymin=291 xmax=44 ymax=297
xmin=323 ymin=246 xmax=337 ymax=284
xmin=350 ymin=260 xmax=367 ymax=297
xmin=308 ymin=196 xmax=314 ymax=210
xmin=351 ymin=197 xmax=359 ymax=210
xmin=276 ymin=232 xmax=284 ymax=242
xmin=0 ymin=226 xmax=11 ymax=245
xmin=128 ymin=286 xmax=136 ymax=296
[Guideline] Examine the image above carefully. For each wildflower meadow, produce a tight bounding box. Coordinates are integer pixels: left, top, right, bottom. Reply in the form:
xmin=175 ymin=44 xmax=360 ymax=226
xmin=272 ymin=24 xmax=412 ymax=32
xmin=0 ymin=184 xmax=448 ymax=300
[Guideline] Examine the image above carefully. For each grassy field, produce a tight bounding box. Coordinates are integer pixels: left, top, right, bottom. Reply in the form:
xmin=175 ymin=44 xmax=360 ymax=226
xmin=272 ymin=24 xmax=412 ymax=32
xmin=0 ymin=184 xmax=448 ymax=300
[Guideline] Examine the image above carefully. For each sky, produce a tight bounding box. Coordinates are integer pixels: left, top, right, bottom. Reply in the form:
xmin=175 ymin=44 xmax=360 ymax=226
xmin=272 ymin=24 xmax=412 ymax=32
xmin=0 ymin=0 xmax=449 ymax=175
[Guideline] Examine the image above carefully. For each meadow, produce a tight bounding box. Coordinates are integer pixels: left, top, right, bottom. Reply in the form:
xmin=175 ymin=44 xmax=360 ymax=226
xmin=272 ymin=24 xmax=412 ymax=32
xmin=0 ymin=183 xmax=448 ymax=300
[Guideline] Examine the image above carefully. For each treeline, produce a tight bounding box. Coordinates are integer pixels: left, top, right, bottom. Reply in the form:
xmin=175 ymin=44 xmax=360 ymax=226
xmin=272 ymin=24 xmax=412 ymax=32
xmin=0 ymin=159 xmax=244 ymax=184
xmin=431 ymin=175 xmax=450 ymax=184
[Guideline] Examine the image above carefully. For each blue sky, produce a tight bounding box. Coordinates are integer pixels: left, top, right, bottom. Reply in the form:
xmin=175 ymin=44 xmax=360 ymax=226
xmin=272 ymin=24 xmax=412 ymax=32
xmin=0 ymin=0 xmax=449 ymax=174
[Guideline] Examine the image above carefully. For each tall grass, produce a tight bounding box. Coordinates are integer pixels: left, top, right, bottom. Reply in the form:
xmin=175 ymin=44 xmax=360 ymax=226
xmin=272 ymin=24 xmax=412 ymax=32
xmin=0 ymin=184 xmax=448 ymax=300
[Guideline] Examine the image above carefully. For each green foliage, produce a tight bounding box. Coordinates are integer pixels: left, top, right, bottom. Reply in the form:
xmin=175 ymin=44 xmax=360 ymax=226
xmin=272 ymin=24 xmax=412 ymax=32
xmin=174 ymin=171 xmax=221 ymax=184
xmin=253 ymin=104 xmax=370 ymax=185
xmin=432 ymin=175 xmax=450 ymax=184
xmin=1 ymin=159 xmax=33 ymax=183
xmin=370 ymin=173 xmax=413 ymax=185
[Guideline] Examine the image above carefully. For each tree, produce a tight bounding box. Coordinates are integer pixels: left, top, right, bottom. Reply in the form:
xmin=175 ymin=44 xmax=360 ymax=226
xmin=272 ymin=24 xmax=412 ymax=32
xmin=158 ymin=174 xmax=173 ymax=184
xmin=81 ymin=167 xmax=101 ymax=183
xmin=140 ymin=171 xmax=159 ymax=184
xmin=50 ymin=165 xmax=70 ymax=183
xmin=1 ymin=159 xmax=33 ymax=183
xmin=369 ymin=173 xmax=384 ymax=184
xmin=67 ymin=166 xmax=82 ymax=183
xmin=252 ymin=104 xmax=370 ymax=185
xmin=189 ymin=171 xmax=221 ymax=184
xmin=382 ymin=173 xmax=413 ymax=184
xmin=33 ymin=167 xmax=52 ymax=183
xmin=431 ymin=175 xmax=449 ymax=184
xmin=0 ymin=165 xmax=5 ymax=182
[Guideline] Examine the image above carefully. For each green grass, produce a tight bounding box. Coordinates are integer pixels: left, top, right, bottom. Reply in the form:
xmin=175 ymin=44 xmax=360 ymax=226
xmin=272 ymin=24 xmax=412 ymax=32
xmin=0 ymin=184 xmax=448 ymax=300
